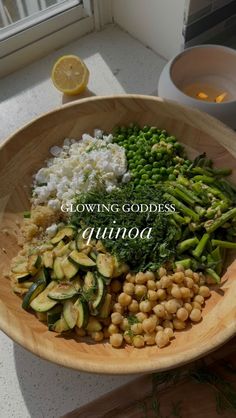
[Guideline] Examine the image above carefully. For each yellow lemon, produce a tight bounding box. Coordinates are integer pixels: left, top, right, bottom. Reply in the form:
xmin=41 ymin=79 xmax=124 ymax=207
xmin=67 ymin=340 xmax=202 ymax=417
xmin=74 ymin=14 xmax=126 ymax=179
xmin=51 ymin=55 xmax=89 ymax=95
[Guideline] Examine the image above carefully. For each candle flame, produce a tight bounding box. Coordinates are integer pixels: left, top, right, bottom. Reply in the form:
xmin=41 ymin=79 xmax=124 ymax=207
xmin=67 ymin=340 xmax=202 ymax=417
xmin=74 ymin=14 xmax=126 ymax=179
xmin=197 ymin=92 xmax=208 ymax=100
xmin=215 ymin=92 xmax=227 ymax=103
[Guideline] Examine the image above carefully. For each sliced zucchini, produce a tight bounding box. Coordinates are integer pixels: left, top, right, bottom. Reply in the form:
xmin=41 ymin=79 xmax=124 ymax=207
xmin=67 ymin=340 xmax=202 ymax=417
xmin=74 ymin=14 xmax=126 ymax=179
xmin=84 ymin=271 xmax=96 ymax=291
xmin=63 ymin=300 xmax=78 ymax=329
xmin=42 ymin=251 xmax=54 ymax=269
xmin=90 ymin=251 xmax=98 ymax=261
xmin=96 ymin=253 xmax=114 ymax=278
xmin=51 ymin=226 xmax=76 ymax=245
xmin=112 ymin=257 xmax=129 ymax=278
xmin=48 ymin=282 xmax=78 ymax=301
xmin=54 ymin=242 xmax=71 ymax=257
xmin=76 ymin=231 xmax=87 ymax=251
xmin=11 ymin=260 xmax=28 ymax=274
xmin=22 ymin=279 xmax=47 ymax=310
xmin=69 ymin=250 xmax=96 ymax=270
xmin=27 ymin=254 xmax=41 ymax=275
xmin=34 ymin=267 xmax=50 ymax=284
xmin=96 ymin=240 xmax=106 ymax=253
xmin=86 ymin=317 xmax=102 ymax=332
xmin=30 ymin=281 xmax=58 ymax=312
xmin=47 ymin=305 xmax=63 ymax=330
xmin=99 ymin=293 xmax=112 ymax=319
xmin=75 ymin=298 xmax=89 ymax=328
xmin=50 ymin=314 xmax=70 ymax=332
xmin=71 ymin=276 xmax=83 ymax=291
xmin=61 ymin=257 xmax=79 ymax=280
xmin=91 ymin=275 xmax=106 ymax=312
xmin=69 ymin=240 xmax=76 ymax=251
xmin=53 ymin=257 xmax=64 ymax=280
xmin=15 ymin=272 xmax=32 ymax=283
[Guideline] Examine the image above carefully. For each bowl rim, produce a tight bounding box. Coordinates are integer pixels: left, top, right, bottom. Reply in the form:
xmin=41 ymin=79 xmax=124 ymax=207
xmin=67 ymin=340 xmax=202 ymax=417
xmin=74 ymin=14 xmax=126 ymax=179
xmin=1 ymin=94 xmax=236 ymax=374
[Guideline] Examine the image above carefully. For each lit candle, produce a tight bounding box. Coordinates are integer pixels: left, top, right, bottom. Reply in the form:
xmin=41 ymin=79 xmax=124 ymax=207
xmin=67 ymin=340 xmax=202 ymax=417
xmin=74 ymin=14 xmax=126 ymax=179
xmin=183 ymin=83 xmax=229 ymax=103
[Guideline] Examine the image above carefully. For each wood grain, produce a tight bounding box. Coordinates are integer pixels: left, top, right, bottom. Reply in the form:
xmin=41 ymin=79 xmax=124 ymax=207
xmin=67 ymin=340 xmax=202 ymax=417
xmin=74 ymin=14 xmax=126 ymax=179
xmin=0 ymin=95 xmax=236 ymax=374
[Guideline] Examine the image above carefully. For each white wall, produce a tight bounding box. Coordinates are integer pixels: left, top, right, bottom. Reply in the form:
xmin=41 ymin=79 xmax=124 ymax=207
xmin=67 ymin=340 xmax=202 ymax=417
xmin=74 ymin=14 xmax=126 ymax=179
xmin=112 ymin=0 xmax=186 ymax=60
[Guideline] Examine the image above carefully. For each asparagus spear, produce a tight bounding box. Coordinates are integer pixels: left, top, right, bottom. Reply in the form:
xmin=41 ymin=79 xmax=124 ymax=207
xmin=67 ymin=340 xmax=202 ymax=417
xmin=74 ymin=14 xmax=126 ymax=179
xmin=212 ymin=239 xmax=236 ymax=249
xmin=164 ymin=193 xmax=199 ymax=222
xmin=192 ymin=233 xmax=210 ymax=258
xmin=177 ymin=237 xmax=199 ymax=254
xmin=205 ymin=208 xmax=236 ymax=233
xmin=205 ymin=268 xmax=221 ymax=284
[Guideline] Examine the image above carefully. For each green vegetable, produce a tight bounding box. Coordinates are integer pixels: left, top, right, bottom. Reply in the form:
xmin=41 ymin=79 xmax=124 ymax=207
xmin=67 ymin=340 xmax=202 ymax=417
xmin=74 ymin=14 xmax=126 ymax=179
xmin=205 ymin=208 xmax=236 ymax=233
xmin=177 ymin=237 xmax=199 ymax=254
xmin=211 ymin=239 xmax=236 ymax=249
xmin=192 ymin=233 xmax=210 ymax=258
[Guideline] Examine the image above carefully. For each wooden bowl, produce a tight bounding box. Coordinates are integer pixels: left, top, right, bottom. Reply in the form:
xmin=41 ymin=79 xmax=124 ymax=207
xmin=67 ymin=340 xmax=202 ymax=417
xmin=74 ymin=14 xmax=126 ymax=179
xmin=0 ymin=95 xmax=236 ymax=374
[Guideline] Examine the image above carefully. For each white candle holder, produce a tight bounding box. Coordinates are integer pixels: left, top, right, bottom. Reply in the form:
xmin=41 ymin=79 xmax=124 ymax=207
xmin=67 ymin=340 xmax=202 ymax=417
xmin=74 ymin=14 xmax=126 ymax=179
xmin=158 ymin=45 xmax=236 ymax=129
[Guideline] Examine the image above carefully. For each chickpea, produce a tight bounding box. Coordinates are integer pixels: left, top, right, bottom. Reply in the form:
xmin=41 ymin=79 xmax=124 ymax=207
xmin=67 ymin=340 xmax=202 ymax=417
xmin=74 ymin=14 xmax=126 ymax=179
xmin=147 ymin=289 xmax=158 ymax=301
xmin=173 ymin=271 xmax=184 ymax=284
xmin=198 ymin=286 xmax=211 ymax=298
xmin=193 ymin=284 xmax=199 ymax=294
xmin=135 ymin=285 xmax=147 ymax=298
xmin=164 ymin=327 xmax=174 ymax=339
xmin=176 ymin=307 xmax=188 ymax=322
xmin=190 ymin=308 xmax=202 ymax=322
xmin=131 ymin=322 xmax=143 ymax=335
xmin=185 ymin=269 xmax=193 ymax=278
xmin=158 ymin=267 xmax=167 ymax=278
xmin=171 ymin=285 xmax=182 ymax=299
xmin=163 ymin=311 xmax=172 ymax=321
xmin=75 ymin=327 xmax=86 ymax=337
xmin=91 ymin=331 xmax=104 ymax=342
xmin=126 ymin=273 xmax=135 ymax=283
xmin=194 ymin=295 xmax=205 ymax=305
xmin=142 ymin=317 xmax=157 ymax=334
xmin=111 ymin=279 xmax=122 ymax=293
xmin=108 ymin=324 xmax=119 ymax=335
xmin=133 ymin=335 xmax=145 ymax=348
xmin=111 ymin=312 xmax=123 ymax=325
xmin=103 ymin=327 xmax=110 ymax=339
xmin=123 ymin=330 xmax=132 ymax=344
xmin=113 ymin=303 xmax=124 ymax=315
xmin=175 ymin=264 xmax=184 ymax=272
xmin=160 ymin=276 xmax=172 ymax=288
xmin=173 ymin=318 xmax=186 ymax=330
xmin=147 ymin=280 xmax=156 ymax=290
xmin=185 ymin=277 xmax=194 ymax=288
xmin=156 ymin=325 xmax=164 ymax=332
xmin=120 ymin=318 xmax=129 ymax=331
xmin=136 ymin=312 xmax=148 ymax=322
xmin=144 ymin=333 xmax=156 ymax=345
xmin=110 ymin=333 xmax=123 ymax=348
xmin=155 ymin=281 xmax=161 ymax=290
xmin=193 ymin=272 xmax=200 ymax=283
xmin=135 ymin=272 xmax=147 ymax=284
xmin=155 ymin=331 xmax=169 ymax=348
xmin=162 ymin=320 xmax=173 ymax=330
xmin=191 ymin=301 xmax=202 ymax=310
xmin=118 ymin=292 xmax=132 ymax=307
xmin=180 ymin=287 xmax=191 ymax=299
xmin=144 ymin=271 xmax=155 ymax=281
xmin=184 ymin=302 xmax=192 ymax=314
xmin=139 ymin=300 xmax=152 ymax=313
xmin=128 ymin=299 xmax=139 ymax=313
xmin=123 ymin=282 xmax=135 ymax=295
xmin=165 ymin=299 xmax=179 ymax=314
xmin=153 ymin=304 xmax=165 ymax=318
xmin=156 ymin=289 xmax=167 ymax=301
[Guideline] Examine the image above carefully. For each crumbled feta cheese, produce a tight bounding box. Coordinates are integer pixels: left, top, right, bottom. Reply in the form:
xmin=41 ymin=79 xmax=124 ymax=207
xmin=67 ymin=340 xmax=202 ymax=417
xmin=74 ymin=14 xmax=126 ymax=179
xmin=32 ymin=130 xmax=129 ymax=207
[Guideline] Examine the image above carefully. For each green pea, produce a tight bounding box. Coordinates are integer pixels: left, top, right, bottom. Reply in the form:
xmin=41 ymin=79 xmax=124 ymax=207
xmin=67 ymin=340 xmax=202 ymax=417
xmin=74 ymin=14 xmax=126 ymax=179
xmin=118 ymin=134 xmax=125 ymax=141
xmin=141 ymin=174 xmax=149 ymax=180
xmin=138 ymin=158 xmax=146 ymax=165
xmin=146 ymin=179 xmax=154 ymax=185
xmin=133 ymin=178 xmax=140 ymax=186
xmin=152 ymin=174 xmax=161 ymax=182
xmin=144 ymin=164 xmax=152 ymax=171
xmin=148 ymin=156 xmax=155 ymax=164
xmin=152 ymin=168 xmax=160 ymax=175
xmin=160 ymin=167 xmax=167 ymax=174
xmin=127 ymin=151 xmax=135 ymax=158
xmin=129 ymin=163 xmax=136 ymax=170
xmin=140 ymin=169 xmax=146 ymax=176
xmin=153 ymin=161 xmax=160 ymax=168
xmin=168 ymin=174 xmax=176 ymax=181
xmin=136 ymin=164 xmax=143 ymax=171
xmin=140 ymin=179 xmax=146 ymax=185
xmin=155 ymin=153 xmax=162 ymax=160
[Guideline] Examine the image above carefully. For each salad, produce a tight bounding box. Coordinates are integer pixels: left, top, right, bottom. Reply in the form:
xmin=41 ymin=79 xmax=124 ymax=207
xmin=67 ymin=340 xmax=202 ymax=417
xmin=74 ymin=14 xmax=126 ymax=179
xmin=9 ymin=124 xmax=236 ymax=349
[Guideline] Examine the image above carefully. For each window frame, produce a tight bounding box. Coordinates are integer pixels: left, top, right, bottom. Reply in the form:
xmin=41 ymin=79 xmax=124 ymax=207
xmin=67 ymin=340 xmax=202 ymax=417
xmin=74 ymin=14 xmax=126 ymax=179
xmin=0 ymin=0 xmax=94 ymax=77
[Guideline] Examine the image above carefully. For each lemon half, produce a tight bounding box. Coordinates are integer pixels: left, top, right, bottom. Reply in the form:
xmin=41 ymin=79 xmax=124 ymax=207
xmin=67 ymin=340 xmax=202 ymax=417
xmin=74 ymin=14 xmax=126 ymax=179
xmin=51 ymin=55 xmax=89 ymax=96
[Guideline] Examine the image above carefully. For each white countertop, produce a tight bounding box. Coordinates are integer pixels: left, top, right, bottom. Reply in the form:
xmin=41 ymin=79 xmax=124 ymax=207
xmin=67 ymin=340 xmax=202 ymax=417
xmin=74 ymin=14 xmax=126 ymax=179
xmin=0 ymin=24 xmax=166 ymax=418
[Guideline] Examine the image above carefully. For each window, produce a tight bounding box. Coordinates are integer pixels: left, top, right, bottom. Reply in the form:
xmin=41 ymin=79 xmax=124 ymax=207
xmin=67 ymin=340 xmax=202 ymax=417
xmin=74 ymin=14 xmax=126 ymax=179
xmin=0 ymin=0 xmax=93 ymax=77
